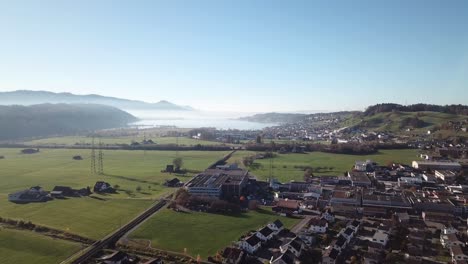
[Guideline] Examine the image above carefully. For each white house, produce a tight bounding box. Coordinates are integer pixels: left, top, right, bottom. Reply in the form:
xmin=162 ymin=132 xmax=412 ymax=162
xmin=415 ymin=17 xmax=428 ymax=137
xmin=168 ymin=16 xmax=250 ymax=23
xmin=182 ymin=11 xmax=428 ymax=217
xmin=268 ymin=219 xmax=284 ymax=234
xmin=288 ymin=237 xmax=304 ymax=258
xmin=348 ymin=220 xmax=361 ymax=232
xmin=240 ymin=235 xmax=261 ymax=254
xmin=322 ymin=210 xmax=335 ymax=223
xmin=443 ymin=225 xmax=458 ymax=235
xmin=256 ymin=226 xmax=275 ymax=242
xmin=322 ymin=247 xmax=340 ymax=264
xmin=280 ymin=237 xmax=304 ymax=258
xmin=270 ymin=250 xmax=296 ymax=264
xmin=340 ymin=227 xmax=355 ymax=241
xmin=371 ymin=230 xmax=389 ymax=247
xmin=308 ymin=218 xmax=328 ymax=233
xmin=334 ymin=235 xmax=348 ymax=250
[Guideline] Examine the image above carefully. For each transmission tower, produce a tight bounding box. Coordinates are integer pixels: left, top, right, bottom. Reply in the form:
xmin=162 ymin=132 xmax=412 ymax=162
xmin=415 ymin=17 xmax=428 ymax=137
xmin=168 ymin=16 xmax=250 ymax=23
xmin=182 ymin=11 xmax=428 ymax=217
xmin=90 ymin=137 xmax=96 ymax=175
xmin=98 ymin=139 xmax=104 ymax=175
xmin=269 ymin=141 xmax=274 ymax=182
xmin=143 ymin=132 xmax=147 ymax=161
xmin=176 ymin=134 xmax=179 ymax=158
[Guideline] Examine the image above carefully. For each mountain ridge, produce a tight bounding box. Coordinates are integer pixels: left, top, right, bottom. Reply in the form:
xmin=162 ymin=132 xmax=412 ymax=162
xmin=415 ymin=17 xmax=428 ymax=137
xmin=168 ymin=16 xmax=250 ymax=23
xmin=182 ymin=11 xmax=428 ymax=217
xmin=0 ymin=90 xmax=192 ymax=111
xmin=0 ymin=103 xmax=138 ymax=140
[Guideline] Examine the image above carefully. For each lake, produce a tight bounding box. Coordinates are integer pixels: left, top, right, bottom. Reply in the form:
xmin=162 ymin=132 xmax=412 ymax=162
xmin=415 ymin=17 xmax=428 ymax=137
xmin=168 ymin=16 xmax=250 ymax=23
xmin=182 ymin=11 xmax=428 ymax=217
xmin=125 ymin=110 xmax=276 ymax=130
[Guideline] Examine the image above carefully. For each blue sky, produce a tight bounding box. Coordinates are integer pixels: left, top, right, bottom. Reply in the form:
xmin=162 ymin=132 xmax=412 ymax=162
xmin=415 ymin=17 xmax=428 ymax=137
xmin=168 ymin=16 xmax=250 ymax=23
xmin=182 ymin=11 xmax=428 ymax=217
xmin=0 ymin=0 xmax=467 ymax=112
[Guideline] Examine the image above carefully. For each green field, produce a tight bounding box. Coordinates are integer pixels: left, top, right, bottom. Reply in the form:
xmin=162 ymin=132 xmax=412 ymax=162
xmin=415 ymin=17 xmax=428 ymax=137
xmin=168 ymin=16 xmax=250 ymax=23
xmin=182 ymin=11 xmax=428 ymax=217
xmin=0 ymin=228 xmax=81 ymax=264
xmin=129 ymin=208 xmax=299 ymax=259
xmin=24 ymin=136 xmax=224 ymax=146
xmin=0 ymin=148 xmax=228 ymax=239
xmin=343 ymin=111 xmax=467 ymax=133
xmin=228 ymin=149 xmax=420 ymax=182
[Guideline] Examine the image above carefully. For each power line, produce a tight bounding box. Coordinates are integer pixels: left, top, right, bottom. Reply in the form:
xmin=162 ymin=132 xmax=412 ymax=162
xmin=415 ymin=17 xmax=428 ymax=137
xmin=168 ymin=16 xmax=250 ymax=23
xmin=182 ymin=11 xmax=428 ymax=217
xmin=98 ymin=139 xmax=104 ymax=175
xmin=90 ymin=136 xmax=96 ymax=175
xmin=176 ymin=134 xmax=179 ymax=158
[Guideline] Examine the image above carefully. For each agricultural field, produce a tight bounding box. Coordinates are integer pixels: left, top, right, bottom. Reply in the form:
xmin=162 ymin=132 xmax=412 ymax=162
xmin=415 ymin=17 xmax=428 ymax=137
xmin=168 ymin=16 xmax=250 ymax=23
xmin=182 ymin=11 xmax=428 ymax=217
xmin=0 ymin=228 xmax=81 ymax=264
xmin=0 ymin=148 xmax=228 ymax=239
xmin=228 ymin=149 xmax=420 ymax=182
xmin=23 ymin=136 xmax=224 ymax=146
xmin=342 ymin=111 xmax=467 ymax=133
xmin=129 ymin=208 xmax=300 ymax=259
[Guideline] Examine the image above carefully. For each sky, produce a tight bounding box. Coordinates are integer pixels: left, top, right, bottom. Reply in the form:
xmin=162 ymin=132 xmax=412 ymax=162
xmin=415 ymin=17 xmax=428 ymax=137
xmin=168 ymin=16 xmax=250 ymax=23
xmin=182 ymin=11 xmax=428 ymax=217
xmin=0 ymin=0 xmax=467 ymax=112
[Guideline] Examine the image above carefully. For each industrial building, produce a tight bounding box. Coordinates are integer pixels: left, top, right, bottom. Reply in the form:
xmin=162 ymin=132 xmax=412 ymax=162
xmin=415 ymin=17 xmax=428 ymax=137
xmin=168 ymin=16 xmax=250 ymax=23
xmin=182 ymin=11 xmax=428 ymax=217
xmin=185 ymin=165 xmax=249 ymax=199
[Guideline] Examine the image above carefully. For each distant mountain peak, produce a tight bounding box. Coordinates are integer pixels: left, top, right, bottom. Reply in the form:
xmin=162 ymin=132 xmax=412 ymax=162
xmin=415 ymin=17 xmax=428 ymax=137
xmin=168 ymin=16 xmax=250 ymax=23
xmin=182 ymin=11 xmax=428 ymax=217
xmin=0 ymin=90 xmax=193 ymax=111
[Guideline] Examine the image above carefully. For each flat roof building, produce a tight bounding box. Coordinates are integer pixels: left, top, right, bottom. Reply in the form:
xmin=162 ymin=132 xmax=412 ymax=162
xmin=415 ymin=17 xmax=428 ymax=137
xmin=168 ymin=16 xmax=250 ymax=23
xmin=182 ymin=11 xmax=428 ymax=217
xmin=185 ymin=166 xmax=249 ymax=199
xmin=412 ymin=161 xmax=461 ymax=171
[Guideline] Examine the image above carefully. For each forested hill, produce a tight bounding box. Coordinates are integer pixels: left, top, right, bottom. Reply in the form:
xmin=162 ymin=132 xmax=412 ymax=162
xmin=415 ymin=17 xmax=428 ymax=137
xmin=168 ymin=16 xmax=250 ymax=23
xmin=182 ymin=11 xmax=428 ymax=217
xmin=0 ymin=104 xmax=138 ymax=140
xmin=364 ymin=103 xmax=468 ymax=116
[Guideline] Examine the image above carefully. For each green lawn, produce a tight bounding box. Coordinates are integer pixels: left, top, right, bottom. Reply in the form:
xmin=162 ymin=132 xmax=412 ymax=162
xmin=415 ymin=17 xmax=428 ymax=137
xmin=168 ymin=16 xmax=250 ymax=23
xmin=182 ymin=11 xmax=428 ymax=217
xmin=24 ymin=136 xmax=224 ymax=146
xmin=0 ymin=228 xmax=81 ymax=264
xmin=228 ymin=149 xmax=420 ymax=182
xmin=0 ymin=148 xmax=228 ymax=239
xmin=129 ymin=208 xmax=299 ymax=259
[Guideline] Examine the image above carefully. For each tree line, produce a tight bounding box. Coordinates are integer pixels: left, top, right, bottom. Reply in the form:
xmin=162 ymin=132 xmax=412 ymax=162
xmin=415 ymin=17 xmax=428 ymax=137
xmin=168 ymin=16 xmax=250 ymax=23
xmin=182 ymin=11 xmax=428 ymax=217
xmin=364 ymin=103 xmax=468 ymax=116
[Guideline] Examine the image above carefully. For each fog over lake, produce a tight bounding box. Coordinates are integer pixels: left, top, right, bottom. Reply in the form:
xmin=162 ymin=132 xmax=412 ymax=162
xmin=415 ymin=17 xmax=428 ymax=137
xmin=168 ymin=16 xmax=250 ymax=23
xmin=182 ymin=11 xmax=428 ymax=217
xmin=126 ymin=110 xmax=277 ymax=130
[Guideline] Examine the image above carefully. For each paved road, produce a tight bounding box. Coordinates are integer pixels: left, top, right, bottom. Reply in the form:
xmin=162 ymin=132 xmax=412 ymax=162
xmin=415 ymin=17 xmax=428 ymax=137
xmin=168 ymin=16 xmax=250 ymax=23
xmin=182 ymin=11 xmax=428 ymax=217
xmin=291 ymin=215 xmax=312 ymax=234
xmin=64 ymin=199 xmax=167 ymax=264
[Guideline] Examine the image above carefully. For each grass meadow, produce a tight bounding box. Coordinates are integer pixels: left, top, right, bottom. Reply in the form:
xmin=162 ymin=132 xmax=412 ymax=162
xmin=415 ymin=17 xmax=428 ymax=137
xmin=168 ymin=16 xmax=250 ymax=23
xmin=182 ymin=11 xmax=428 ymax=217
xmin=0 ymin=148 xmax=228 ymax=239
xmin=228 ymin=149 xmax=420 ymax=182
xmin=0 ymin=228 xmax=81 ymax=264
xmin=129 ymin=207 xmax=300 ymax=259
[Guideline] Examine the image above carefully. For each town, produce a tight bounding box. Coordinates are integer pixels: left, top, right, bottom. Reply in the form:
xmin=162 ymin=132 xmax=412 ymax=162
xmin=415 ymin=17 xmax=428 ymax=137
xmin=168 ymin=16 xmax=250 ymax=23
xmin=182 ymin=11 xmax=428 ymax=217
xmin=5 ymin=144 xmax=468 ymax=264
xmin=1 ymin=1 xmax=468 ymax=263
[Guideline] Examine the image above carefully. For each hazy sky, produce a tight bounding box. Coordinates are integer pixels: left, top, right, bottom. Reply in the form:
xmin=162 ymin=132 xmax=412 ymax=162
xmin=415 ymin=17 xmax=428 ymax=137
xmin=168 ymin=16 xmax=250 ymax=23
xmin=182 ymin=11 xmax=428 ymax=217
xmin=0 ymin=0 xmax=467 ymax=112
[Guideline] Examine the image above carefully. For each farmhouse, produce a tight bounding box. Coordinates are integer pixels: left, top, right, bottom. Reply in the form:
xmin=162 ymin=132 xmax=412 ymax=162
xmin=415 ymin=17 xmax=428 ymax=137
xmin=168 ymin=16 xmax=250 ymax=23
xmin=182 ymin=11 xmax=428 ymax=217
xmin=94 ymin=181 xmax=115 ymax=193
xmin=8 ymin=186 xmax=49 ymax=203
xmin=52 ymin=186 xmax=76 ymax=196
xmin=164 ymin=178 xmax=182 ymax=187
xmin=51 ymin=186 xmax=91 ymax=197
